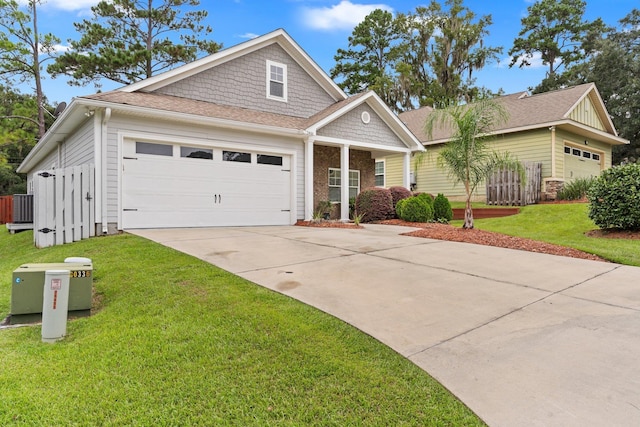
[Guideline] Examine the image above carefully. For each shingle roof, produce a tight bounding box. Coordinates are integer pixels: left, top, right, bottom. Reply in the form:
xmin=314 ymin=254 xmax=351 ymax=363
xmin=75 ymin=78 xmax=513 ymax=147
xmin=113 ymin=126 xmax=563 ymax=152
xmin=84 ymin=91 xmax=310 ymax=130
xmin=399 ymin=83 xmax=610 ymax=143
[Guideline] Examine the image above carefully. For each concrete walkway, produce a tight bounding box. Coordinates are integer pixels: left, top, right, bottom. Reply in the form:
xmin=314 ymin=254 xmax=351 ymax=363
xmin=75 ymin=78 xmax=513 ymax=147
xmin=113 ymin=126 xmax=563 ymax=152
xmin=130 ymin=225 xmax=640 ymax=427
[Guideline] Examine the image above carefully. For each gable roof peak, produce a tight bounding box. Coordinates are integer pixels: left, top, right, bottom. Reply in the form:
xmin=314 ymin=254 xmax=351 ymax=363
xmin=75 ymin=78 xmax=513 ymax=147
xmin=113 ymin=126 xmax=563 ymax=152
xmin=120 ymin=28 xmax=346 ymax=101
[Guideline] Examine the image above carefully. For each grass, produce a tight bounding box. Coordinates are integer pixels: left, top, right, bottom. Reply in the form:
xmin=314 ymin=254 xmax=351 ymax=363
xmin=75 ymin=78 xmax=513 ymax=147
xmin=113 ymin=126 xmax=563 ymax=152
xmin=0 ymin=230 xmax=485 ymax=426
xmin=466 ymin=203 xmax=640 ymax=267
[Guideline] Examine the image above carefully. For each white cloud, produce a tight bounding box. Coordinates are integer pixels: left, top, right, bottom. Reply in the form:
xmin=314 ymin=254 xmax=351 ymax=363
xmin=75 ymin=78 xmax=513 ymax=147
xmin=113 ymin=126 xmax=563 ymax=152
xmin=301 ymin=1 xmax=393 ymax=31
xmin=238 ymin=33 xmax=260 ymax=40
xmin=498 ymin=52 xmax=553 ymax=69
xmin=42 ymin=0 xmax=98 ymax=11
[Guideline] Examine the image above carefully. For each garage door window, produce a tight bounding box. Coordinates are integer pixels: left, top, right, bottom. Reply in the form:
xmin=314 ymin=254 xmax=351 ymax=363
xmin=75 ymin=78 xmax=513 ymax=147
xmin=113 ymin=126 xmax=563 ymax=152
xmin=180 ymin=146 xmax=213 ymax=159
xmin=136 ymin=142 xmax=173 ymax=156
xmin=257 ymin=154 xmax=283 ymax=166
xmin=223 ymin=151 xmax=251 ymax=163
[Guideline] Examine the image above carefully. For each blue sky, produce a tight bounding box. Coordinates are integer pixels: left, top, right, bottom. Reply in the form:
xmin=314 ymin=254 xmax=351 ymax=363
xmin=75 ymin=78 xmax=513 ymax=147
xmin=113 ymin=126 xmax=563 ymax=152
xmin=29 ymin=0 xmax=639 ymax=105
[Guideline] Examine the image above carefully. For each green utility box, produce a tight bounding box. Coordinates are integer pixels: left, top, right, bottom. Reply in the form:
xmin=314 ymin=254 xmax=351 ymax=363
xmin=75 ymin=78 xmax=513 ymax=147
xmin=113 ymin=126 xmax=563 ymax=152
xmin=11 ymin=262 xmax=93 ymax=324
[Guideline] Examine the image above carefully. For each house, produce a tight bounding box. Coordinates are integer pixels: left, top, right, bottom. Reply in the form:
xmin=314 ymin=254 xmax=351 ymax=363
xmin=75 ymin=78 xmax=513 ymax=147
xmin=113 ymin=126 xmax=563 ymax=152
xmin=382 ymin=83 xmax=628 ymax=201
xmin=17 ymin=29 xmax=423 ymax=240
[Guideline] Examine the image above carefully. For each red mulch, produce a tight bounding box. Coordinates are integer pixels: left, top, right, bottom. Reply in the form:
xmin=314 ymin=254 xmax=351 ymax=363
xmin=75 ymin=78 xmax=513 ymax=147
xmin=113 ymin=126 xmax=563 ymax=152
xmin=376 ymin=219 xmax=607 ymax=262
xmin=295 ymin=218 xmax=624 ymax=262
xmin=295 ymin=220 xmax=363 ymax=229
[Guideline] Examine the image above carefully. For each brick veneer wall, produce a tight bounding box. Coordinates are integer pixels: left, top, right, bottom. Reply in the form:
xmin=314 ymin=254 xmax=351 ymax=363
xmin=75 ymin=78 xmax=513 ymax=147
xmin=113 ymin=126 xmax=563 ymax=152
xmin=313 ymin=145 xmax=375 ymax=218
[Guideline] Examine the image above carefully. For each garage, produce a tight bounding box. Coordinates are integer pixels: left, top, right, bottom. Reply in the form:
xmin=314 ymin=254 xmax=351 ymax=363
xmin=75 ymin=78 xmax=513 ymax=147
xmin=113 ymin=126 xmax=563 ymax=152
xmin=564 ymin=145 xmax=602 ymax=181
xmin=121 ymin=140 xmax=292 ymax=229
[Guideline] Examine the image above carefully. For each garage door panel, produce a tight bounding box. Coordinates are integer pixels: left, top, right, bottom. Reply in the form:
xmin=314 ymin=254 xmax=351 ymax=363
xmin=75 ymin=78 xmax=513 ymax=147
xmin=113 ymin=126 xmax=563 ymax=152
xmin=122 ymin=142 xmax=292 ymax=229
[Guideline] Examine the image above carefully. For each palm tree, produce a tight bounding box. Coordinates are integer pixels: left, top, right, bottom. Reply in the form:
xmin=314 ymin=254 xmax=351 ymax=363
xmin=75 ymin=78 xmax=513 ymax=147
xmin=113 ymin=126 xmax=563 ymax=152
xmin=424 ymin=99 xmax=522 ymax=229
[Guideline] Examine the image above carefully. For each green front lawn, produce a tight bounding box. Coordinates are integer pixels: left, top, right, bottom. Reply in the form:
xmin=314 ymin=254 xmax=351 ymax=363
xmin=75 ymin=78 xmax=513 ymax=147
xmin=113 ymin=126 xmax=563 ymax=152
xmin=469 ymin=203 xmax=640 ymax=267
xmin=0 ymin=230 xmax=484 ymax=426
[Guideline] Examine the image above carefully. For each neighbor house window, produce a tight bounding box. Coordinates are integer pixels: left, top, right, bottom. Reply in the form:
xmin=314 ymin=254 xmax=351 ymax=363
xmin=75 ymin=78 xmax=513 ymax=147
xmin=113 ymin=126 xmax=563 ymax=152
xmin=375 ymin=160 xmax=385 ymax=186
xmin=328 ymin=168 xmax=360 ymax=202
xmin=267 ymin=60 xmax=287 ymax=101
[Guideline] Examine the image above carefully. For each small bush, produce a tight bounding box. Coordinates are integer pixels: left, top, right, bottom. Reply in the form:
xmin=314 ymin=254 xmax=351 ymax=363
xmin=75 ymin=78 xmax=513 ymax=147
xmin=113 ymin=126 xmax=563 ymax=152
xmin=395 ymin=198 xmax=407 ymax=218
xmin=355 ymin=188 xmax=395 ymax=222
xmin=587 ymin=164 xmax=640 ymax=230
xmin=433 ymin=193 xmax=453 ymax=223
xmin=557 ymin=177 xmax=595 ymax=201
xmin=399 ymin=196 xmax=434 ymax=223
xmin=415 ymin=192 xmax=434 ymax=206
xmin=389 ymin=186 xmax=413 ymax=209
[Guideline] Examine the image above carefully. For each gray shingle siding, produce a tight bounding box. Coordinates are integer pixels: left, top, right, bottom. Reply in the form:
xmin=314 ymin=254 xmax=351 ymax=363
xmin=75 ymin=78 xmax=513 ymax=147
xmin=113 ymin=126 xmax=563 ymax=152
xmin=317 ymin=104 xmax=406 ymax=148
xmin=154 ymin=44 xmax=336 ymax=118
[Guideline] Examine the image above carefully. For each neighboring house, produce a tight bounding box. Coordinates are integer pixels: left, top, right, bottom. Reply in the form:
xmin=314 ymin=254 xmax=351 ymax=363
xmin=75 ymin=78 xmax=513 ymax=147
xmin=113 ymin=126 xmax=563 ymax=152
xmin=18 ymin=29 xmax=423 ymax=236
xmin=382 ymin=83 xmax=628 ymax=201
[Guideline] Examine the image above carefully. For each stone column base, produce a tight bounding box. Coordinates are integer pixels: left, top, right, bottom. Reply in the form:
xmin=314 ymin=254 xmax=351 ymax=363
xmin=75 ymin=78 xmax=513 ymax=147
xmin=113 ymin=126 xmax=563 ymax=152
xmin=543 ymin=179 xmax=565 ymax=201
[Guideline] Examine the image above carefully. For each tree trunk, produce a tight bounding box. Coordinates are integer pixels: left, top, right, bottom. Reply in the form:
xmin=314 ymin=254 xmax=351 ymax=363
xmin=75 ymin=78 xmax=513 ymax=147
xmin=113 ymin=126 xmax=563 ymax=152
xmin=463 ymin=197 xmax=474 ymax=229
xmin=31 ymin=1 xmax=45 ymax=138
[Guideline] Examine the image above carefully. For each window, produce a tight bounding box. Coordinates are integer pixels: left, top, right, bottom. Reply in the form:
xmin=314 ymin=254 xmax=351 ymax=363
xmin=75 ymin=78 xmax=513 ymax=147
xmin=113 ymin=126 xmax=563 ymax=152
xmin=375 ymin=160 xmax=385 ymax=186
xmin=223 ymin=151 xmax=251 ymax=163
xmin=257 ymin=154 xmax=283 ymax=166
xmin=572 ymin=148 xmax=581 ymax=156
xmin=267 ymin=60 xmax=287 ymax=101
xmin=328 ymin=168 xmax=360 ymax=202
xmin=180 ymin=146 xmax=212 ymax=159
xmin=592 ymin=153 xmax=600 ymax=161
xmin=582 ymin=151 xmax=591 ymax=159
xmin=564 ymin=146 xmax=571 ymax=154
xmin=136 ymin=142 xmax=173 ymax=156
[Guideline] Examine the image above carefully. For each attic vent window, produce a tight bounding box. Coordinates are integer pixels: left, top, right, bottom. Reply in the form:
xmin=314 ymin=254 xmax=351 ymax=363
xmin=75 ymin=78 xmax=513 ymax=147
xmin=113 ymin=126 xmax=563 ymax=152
xmin=361 ymin=111 xmax=371 ymax=124
xmin=267 ymin=60 xmax=287 ymax=102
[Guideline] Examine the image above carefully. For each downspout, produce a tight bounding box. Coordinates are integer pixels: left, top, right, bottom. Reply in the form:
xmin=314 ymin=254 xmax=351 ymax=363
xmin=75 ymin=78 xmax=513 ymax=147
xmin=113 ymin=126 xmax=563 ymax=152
xmin=101 ymin=108 xmax=111 ymax=234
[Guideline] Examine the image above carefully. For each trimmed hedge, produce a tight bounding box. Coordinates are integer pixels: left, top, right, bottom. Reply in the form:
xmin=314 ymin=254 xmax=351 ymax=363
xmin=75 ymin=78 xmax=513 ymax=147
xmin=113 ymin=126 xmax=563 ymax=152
xmin=587 ymin=164 xmax=640 ymax=230
xmin=398 ymin=195 xmax=433 ymax=223
xmin=389 ymin=186 xmax=412 ymax=209
xmin=355 ymin=188 xmax=395 ymax=222
xmin=433 ymin=193 xmax=453 ymax=223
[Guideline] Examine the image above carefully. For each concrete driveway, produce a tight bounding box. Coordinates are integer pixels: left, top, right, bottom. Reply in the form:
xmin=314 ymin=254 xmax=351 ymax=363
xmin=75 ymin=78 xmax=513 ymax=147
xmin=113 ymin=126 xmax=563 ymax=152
xmin=130 ymin=224 xmax=640 ymax=427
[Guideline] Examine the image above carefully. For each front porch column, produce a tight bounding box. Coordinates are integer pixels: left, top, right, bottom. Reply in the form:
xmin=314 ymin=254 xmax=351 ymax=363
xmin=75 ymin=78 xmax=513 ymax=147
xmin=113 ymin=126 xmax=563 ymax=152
xmin=340 ymin=144 xmax=350 ymax=221
xmin=305 ymin=137 xmax=315 ymax=221
xmin=403 ymin=152 xmax=411 ymax=189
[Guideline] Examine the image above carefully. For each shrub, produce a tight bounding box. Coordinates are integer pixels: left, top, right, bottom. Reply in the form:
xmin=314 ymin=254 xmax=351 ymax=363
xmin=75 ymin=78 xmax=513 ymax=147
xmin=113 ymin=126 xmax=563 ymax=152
xmin=415 ymin=192 xmax=434 ymax=206
xmin=557 ymin=177 xmax=595 ymax=201
xmin=433 ymin=193 xmax=453 ymax=223
xmin=395 ymin=198 xmax=407 ymax=218
xmin=587 ymin=164 xmax=640 ymax=230
xmin=355 ymin=188 xmax=395 ymax=222
xmin=389 ymin=186 xmax=412 ymax=209
xmin=399 ymin=196 xmax=434 ymax=223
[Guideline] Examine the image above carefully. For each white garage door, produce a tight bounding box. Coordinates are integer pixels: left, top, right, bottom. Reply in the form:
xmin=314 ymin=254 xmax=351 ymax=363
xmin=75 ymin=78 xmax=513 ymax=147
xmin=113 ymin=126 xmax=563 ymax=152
xmin=122 ymin=141 xmax=292 ymax=228
xmin=564 ymin=145 xmax=602 ymax=181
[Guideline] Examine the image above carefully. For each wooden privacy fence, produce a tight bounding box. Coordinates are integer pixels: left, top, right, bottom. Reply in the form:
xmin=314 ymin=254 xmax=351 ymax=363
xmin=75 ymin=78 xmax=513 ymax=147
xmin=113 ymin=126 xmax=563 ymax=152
xmin=486 ymin=162 xmax=542 ymax=206
xmin=0 ymin=195 xmax=12 ymax=224
xmin=33 ymin=164 xmax=95 ymax=248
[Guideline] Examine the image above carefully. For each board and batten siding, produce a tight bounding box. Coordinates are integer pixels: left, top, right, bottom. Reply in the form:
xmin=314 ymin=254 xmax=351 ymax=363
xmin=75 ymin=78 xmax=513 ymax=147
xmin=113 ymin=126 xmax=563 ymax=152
xmin=26 ymin=118 xmax=95 ymax=194
xmin=569 ymin=97 xmax=606 ymax=131
xmin=154 ymin=44 xmax=336 ymax=119
xmin=385 ymin=129 xmax=554 ymax=200
xmin=104 ymin=114 xmax=305 ymax=226
xmin=317 ymin=104 xmax=406 ymax=148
